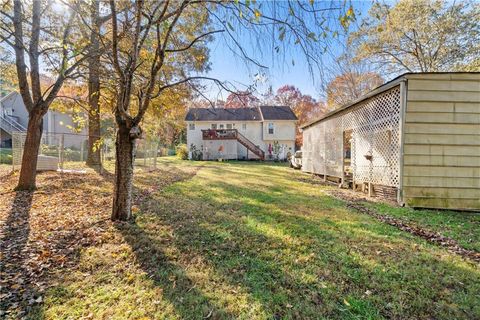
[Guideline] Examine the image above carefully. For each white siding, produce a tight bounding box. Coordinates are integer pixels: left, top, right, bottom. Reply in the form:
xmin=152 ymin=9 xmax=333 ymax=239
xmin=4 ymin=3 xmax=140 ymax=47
xmin=185 ymin=119 xmax=296 ymax=160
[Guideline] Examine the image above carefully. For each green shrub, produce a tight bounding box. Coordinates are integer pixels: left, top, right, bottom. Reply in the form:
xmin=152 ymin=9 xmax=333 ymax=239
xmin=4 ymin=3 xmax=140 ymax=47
xmin=176 ymin=144 xmax=188 ymax=160
xmin=0 ymin=149 xmax=13 ymax=164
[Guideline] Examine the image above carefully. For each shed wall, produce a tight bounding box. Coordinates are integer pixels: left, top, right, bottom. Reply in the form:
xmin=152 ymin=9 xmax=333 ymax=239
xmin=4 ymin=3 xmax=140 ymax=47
xmin=402 ymin=74 xmax=480 ymax=210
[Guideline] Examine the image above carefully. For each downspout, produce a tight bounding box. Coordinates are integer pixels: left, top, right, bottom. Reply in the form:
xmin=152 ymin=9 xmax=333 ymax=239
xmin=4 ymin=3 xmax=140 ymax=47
xmin=397 ymin=79 xmax=408 ymax=205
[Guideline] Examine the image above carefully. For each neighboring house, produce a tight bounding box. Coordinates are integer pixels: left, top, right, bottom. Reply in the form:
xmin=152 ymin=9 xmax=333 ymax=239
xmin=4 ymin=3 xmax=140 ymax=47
xmin=0 ymin=91 xmax=87 ymax=148
xmin=185 ymin=106 xmax=297 ymax=160
xmin=301 ymin=72 xmax=480 ymax=211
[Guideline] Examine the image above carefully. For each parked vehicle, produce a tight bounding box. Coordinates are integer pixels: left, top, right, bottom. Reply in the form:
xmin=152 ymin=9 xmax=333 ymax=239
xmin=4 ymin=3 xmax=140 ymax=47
xmin=290 ymin=151 xmax=302 ymax=169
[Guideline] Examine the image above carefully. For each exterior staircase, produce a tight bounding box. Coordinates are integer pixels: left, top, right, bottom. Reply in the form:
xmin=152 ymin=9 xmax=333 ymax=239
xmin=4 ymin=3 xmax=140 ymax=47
xmin=201 ymin=129 xmax=265 ymax=160
xmin=0 ymin=113 xmax=26 ymax=134
xmin=235 ymin=130 xmax=265 ymax=160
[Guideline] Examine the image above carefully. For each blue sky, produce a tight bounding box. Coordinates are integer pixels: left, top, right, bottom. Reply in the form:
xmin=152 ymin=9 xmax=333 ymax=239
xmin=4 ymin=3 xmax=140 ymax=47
xmin=202 ymin=1 xmax=375 ymax=102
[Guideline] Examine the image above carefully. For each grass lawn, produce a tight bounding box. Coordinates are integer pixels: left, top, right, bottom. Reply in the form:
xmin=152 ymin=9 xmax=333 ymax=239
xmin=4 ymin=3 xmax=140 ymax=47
xmin=0 ymin=148 xmax=13 ymax=166
xmin=0 ymin=157 xmax=478 ymax=319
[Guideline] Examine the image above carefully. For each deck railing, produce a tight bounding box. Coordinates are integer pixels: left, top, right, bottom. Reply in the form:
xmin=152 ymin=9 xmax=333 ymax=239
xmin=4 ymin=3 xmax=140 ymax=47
xmin=201 ymin=129 xmax=237 ymax=140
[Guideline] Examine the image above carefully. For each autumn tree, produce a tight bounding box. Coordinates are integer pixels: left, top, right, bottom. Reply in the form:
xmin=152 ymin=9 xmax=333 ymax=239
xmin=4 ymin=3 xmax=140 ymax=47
xmin=0 ymin=0 xmax=90 ymax=189
xmin=274 ymin=85 xmax=325 ymax=146
xmin=349 ymin=0 xmax=480 ymax=73
xmin=105 ymin=1 xmax=216 ymax=220
xmin=224 ymin=91 xmax=260 ymax=108
xmin=326 ymin=72 xmax=383 ymax=109
xmin=0 ymin=47 xmax=17 ymax=96
xmin=143 ymin=85 xmax=193 ymax=148
xmin=84 ymin=1 xmax=104 ymax=167
xmin=100 ymin=0 xmax=350 ymax=220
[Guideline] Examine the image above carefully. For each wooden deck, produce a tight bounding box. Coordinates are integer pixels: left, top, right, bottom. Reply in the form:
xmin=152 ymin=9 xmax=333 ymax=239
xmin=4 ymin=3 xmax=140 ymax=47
xmin=201 ymin=129 xmax=237 ymax=140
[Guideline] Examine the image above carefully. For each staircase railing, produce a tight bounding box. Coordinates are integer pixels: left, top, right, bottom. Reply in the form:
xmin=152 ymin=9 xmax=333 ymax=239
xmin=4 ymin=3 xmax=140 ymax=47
xmin=236 ymin=130 xmax=265 ymax=160
xmin=0 ymin=114 xmax=26 ymax=133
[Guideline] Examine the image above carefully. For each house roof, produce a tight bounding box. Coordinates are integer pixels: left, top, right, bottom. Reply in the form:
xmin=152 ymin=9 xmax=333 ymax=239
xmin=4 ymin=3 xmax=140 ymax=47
xmin=300 ymin=72 xmax=480 ymax=129
xmin=185 ymin=107 xmax=261 ymax=121
xmin=0 ymin=91 xmax=18 ymax=104
xmin=259 ymin=105 xmax=298 ymax=120
xmin=185 ymin=106 xmax=297 ymax=122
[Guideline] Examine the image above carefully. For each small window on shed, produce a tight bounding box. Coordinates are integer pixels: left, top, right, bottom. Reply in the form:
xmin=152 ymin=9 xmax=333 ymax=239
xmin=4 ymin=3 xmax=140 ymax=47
xmin=242 ymin=123 xmax=247 ymax=130
xmin=268 ymin=123 xmax=274 ymax=134
xmin=211 ymin=124 xmax=217 ymax=129
xmin=226 ymin=123 xmax=233 ymax=129
xmin=219 ymin=124 xmax=224 ymax=129
xmin=189 ymin=123 xmax=195 ymax=130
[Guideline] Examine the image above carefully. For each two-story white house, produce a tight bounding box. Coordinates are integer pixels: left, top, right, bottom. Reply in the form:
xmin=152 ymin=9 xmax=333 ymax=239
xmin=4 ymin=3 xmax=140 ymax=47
xmin=185 ymin=106 xmax=297 ymax=160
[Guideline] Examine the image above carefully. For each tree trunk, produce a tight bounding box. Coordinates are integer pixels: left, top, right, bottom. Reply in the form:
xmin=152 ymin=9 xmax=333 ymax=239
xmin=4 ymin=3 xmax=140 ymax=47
xmin=86 ymin=109 xmax=101 ymax=166
xmin=111 ymin=125 xmax=135 ymax=221
xmin=16 ymin=110 xmax=43 ymax=190
xmin=86 ymin=0 xmax=102 ymax=167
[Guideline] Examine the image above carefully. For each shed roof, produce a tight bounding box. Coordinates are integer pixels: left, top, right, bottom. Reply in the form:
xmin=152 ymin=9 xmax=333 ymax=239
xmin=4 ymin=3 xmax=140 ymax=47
xmin=300 ymin=72 xmax=480 ymax=129
xmin=185 ymin=105 xmax=297 ymax=121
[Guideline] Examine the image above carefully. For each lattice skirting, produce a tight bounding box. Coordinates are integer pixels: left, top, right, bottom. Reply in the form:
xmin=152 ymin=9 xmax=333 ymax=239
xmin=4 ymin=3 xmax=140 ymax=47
xmin=303 ymin=85 xmax=402 ymax=189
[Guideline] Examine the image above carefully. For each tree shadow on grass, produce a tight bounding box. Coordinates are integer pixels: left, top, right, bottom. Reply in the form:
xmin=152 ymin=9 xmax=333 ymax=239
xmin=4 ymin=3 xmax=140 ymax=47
xmin=142 ymin=172 xmax=480 ymax=319
xmin=116 ymin=221 xmax=238 ymax=319
xmin=112 ymin=166 xmax=239 ymax=319
xmin=0 ymin=172 xmax=113 ymax=319
xmin=0 ymin=191 xmax=34 ymax=318
xmin=116 ymin=167 xmax=349 ymax=318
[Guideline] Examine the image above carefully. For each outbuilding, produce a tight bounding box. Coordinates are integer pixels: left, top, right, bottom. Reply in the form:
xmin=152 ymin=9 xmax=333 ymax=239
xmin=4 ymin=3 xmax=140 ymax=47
xmin=301 ymin=72 xmax=480 ymax=211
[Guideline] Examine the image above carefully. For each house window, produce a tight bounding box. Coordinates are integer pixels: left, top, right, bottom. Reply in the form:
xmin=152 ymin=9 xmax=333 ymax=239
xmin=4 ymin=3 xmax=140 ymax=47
xmin=189 ymin=123 xmax=195 ymax=130
xmin=242 ymin=123 xmax=247 ymax=130
xmin=268 ymin=123 xmax=274 ymax=134
xmin=226 ymin=123 xmax=233 ymax=129
xmin=211 ymin=124 xmax=217 ymax=129
xmin=219 ymin=124 xmax=224 ymax=129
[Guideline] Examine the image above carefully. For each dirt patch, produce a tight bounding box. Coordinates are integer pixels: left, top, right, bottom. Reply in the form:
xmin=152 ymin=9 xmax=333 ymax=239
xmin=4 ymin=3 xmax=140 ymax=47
xmin=293 ymin=175 xmax=331 ymax=186
xmin=328 ymin=189 xmax=480 ymax=263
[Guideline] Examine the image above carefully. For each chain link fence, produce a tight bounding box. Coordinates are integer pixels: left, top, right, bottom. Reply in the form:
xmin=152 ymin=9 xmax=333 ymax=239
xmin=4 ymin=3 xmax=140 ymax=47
xmin=8 ymin=132 xmax=167 ymax=173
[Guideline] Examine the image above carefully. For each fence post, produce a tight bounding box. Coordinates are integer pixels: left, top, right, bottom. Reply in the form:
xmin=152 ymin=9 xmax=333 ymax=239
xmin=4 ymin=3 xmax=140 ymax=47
xmin=100 ymin=144 xmax=104 ymax=175
xmin=59 ymin=133 xmax=65 ymax=171
xmin=143 ymin=141 xmax=147 ymax=167
xmin=11 ymin=134 xmax=15 ymax=171
xmin=80 ymin=139 xmax=84 ymax=162
xmin=153 ymin=141 xmax=159 ymax=169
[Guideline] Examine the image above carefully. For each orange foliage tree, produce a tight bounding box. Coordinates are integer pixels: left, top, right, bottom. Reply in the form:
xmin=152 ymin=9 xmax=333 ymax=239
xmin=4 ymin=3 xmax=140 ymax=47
xmin=224 ymin=91 xmax=260 ymax=108
xmin=274 ymin=85 xmax=325 ymax=147
xmin=326 ymin=72 xmax=383 ymax=110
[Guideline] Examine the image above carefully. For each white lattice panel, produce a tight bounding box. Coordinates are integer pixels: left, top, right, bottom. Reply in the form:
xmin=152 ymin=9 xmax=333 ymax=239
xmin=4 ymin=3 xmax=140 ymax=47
xmin=325 ymin=116 xmax=343 ymax=177
xmin=302 ymin=85 xmax=401 ymax=187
